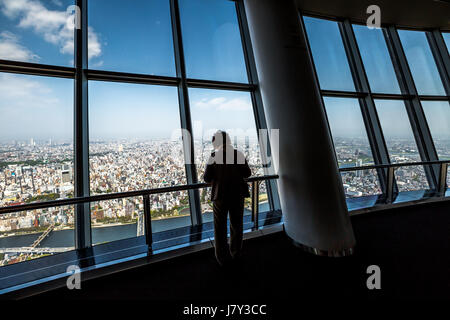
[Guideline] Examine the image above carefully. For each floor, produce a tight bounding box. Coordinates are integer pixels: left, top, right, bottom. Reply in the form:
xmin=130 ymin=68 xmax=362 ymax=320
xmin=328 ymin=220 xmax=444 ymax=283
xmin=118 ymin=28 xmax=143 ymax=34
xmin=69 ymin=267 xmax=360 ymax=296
xmin=28 ymin=200 xmax=450 ymax=306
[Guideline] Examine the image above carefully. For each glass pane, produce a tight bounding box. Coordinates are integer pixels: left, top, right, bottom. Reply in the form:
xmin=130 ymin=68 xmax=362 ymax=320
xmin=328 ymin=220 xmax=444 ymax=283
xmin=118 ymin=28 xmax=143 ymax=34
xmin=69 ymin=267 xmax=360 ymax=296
xmin=179 ymin=0 xmax=248 ymax=83
xmin=394 ymin=165 xmax=429 ymax=192
xmin=398 ymin=30 xmax=446 ymax=95
xmin=0 ymin=205 xmax=74 ymax=266
xmin=323 ymin=97 xmax=374 ymax=168
xmin=189 ymin=88 xmax=262 ymax=176
xmin=443 ymin=33 xmax=450 ymax=54
xmin=89 ymin=81 xmax=186 ymax=196
xmin=353 ymin=25 xmax=401 ymax=94
xmin=88 ymin=0 xmax=175 ymax=75
xmin=341 ymin=169 xmax=382 ymax=198
xmin=375 ymin=100 xmax=429 ymax=192
xmin=303 ymin=16 xmax=355 ymax=91
xmin=189 ymin=88 xmax=264 ymax=218
xmin=0 ymin=73 xmax=74 ymax=207
xmin=0 ymin=0 xmax=75 ymax=66
xmin=421 ymin=101 xmax=450 ymax=160
xmin=374 ymin=100 xmax=421 ymax=163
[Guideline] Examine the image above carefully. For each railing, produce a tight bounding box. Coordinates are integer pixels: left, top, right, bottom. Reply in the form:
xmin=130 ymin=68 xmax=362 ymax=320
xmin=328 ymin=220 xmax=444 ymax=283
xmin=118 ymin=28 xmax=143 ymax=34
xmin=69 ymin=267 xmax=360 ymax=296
xmin=339 ymin=160 xmax=449 ymax=203
xmin=0 ymin=175 xmax=279 ymax=251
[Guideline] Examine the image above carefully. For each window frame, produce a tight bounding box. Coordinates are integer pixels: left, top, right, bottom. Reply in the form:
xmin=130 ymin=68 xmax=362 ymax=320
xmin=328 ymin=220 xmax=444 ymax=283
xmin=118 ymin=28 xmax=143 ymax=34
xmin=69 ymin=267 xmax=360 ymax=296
xmin=0 ymin=0 xmax=279 ymax=250
xmin=301 ymin=13 xmax=450 ymax=198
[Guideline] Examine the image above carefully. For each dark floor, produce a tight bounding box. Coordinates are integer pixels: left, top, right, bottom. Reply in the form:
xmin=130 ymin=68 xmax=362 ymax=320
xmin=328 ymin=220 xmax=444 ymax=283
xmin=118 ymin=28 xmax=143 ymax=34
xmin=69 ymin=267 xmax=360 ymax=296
xmin=29 ymin=200 xmax=449 ymax=305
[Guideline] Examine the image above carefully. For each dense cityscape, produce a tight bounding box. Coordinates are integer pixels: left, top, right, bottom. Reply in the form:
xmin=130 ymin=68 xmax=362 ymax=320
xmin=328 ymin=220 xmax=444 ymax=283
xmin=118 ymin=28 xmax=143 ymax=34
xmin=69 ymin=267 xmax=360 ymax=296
xmin=0 ymin=137 xmax=266 ymax=265
xmin=1 ymin=135 xmax=449 ymax=265
xmin=334 ymin=137 xmax=450 ymax=197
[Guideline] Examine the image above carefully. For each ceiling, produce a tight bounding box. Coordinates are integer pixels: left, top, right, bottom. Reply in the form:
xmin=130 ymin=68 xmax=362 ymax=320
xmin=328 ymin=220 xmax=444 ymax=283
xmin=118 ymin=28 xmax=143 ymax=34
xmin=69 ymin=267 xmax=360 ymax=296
xmin=295 ymin=0 xmax=450 ymax=30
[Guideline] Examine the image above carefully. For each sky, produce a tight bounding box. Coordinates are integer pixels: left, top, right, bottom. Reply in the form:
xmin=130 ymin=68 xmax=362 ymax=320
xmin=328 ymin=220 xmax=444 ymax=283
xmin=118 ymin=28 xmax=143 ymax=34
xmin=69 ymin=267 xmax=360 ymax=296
xmin=0 ymin=0 xmax=250 ymax=141
xmin=0 ymin=3 xmax=448 ymax=142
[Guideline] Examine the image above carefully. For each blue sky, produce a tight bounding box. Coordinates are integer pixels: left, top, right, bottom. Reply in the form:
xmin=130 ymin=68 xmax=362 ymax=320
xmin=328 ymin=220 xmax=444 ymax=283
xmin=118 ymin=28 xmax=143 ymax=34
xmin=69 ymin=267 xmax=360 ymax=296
xmin=0 ymin=0 xmax=250 ymax=141
xmin=0 ymin=2 xmax=448 ymax=142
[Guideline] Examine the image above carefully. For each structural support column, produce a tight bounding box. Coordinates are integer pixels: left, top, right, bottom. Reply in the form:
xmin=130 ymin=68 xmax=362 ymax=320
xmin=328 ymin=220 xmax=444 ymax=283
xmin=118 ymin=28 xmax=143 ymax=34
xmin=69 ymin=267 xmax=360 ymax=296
xmin=243 ymin=0 xmax=355 ymax=254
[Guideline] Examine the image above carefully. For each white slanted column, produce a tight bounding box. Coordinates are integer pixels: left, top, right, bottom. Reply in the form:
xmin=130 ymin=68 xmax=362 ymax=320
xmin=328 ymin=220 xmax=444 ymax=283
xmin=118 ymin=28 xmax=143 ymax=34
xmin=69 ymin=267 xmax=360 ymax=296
xmin=243 ymin=0 xmax=355 ymax=255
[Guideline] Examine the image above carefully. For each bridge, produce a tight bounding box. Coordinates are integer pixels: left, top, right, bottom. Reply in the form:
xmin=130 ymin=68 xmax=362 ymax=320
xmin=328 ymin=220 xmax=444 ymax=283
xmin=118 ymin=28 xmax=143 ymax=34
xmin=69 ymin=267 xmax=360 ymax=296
xmin=11 ymin=223 xmax=58 ymax=262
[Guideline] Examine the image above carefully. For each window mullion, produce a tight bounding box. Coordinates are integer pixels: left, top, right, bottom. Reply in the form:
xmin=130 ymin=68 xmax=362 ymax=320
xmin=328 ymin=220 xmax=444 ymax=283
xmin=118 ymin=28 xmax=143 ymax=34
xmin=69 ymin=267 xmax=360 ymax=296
xmin=74 ymin=0 xmax=92 ymax=249
xmin=170 ymin=0 xmax=202 ymax=226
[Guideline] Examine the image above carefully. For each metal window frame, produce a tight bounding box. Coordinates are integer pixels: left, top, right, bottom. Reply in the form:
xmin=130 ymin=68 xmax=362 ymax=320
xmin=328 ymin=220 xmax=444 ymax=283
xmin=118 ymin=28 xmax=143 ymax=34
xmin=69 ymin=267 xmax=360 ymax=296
xmin=0 ymin=0 xmax=280 ymax=246
xmin=301 ymin=12 xmax=450 ymax=198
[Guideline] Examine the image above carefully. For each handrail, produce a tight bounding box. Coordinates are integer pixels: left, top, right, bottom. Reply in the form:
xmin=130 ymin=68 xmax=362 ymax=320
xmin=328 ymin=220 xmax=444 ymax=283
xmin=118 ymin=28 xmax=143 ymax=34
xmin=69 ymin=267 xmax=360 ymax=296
xmin=338 ymin=160 xmax=449 ymax=203
xmin=338 ymin=160 xmax=450 ymax=172
xmin=0 ymin=175 xmax=279 ymax=215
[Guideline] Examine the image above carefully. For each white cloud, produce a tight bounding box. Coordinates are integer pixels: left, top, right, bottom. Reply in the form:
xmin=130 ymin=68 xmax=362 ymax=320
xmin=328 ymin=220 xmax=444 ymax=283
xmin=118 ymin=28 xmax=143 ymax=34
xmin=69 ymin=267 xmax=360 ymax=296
xmin=0 ymin=31 xmax=39 ymax=61
xmin=0 ymin=0 xmax=102 ymax=60
xmin=0 ymin=73 xmax=57 ymax=109
xmin=193 ymin=97 xmax=252 ymax=111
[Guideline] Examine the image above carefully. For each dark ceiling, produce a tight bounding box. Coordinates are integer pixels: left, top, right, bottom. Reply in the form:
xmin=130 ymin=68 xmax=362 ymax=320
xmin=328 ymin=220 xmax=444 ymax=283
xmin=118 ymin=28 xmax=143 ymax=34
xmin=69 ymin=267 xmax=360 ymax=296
xmin=296 ymin=0 xmax=450 ymax=30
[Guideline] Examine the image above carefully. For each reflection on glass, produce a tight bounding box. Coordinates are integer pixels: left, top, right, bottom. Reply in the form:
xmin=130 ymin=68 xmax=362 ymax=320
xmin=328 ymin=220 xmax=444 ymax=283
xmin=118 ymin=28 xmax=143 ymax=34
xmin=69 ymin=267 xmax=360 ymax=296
xmin=323 ymin=97 xmax=374 ymax=168
xmin=89 ymin=81 xmax=186 ymax=194
xmin=375 ymin=99 xmax=429 ymax=192
xmin=0 ymin=0 xmax=75 ymax=66
xmin=421 ymin=101 xmax=450 ymax=160
xmin=398 ymin=30 xmax=446 ymax=95
xmin=189 ymin=88 xmax=263 ymax=177
xmin=303 ymin=16 xmax=355 ymax=91
xmin=0 ymin=73 xmax=74 ymax=208
xmin=341 ymin=169 xmax=382 ymax=198
xmin=88 ymin=0 xmax=175 ymax=76
xmin=353 ymin=25 xmax=401 ymax=94
xmin=0 ymin=205 xmax=75 ymax=266
xmin=179 ymin=0 xmax=248 ymax=83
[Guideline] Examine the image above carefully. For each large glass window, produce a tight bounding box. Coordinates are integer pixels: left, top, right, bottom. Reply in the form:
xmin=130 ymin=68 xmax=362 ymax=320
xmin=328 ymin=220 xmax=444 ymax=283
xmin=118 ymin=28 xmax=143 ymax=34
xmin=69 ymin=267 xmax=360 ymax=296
xmin=0 ymin=0 xmax=75 ymax=66
xmin=353 ymin=24 xmax=401 ymax=94
xmin=0 ymin=0 xmax=276 ymax=270
xmin=179 ymin=0 xmax=248 ymax=83
xmin=303 ymin=16 xmax=355 ymax=91
xmin=421 ymin=101 xmax=450 ymax=160
xmin=398 ymin=30 xmax=446 ymax=95
xmin=88 ymin=0 xmax=175 ymax=75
